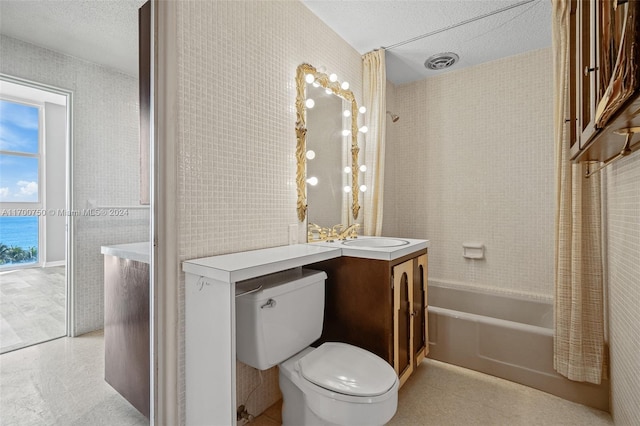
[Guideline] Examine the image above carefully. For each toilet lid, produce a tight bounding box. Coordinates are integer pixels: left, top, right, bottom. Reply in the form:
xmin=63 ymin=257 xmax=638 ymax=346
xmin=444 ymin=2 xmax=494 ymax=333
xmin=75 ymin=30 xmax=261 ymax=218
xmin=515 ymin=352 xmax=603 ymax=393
xmin=298 ymin=342 xmax=397 ymax=397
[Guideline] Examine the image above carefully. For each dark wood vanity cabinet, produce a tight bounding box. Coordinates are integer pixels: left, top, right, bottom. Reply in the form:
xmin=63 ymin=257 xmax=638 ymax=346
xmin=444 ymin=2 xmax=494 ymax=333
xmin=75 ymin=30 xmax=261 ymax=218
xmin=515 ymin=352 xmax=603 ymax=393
xmin=104 ymin=255 xmax=150 ymax=418
xmin=310 ymin=249 xmax=428 ymax=386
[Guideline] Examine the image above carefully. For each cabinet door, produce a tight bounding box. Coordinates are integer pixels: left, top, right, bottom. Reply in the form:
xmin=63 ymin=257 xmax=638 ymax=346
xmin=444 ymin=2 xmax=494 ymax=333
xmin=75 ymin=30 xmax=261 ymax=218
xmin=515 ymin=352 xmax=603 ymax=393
xmin=577 ymin=0 xmax=600 ymax=146
xmin=393 ymin=260 xmax=413 ymax=387
xmin=413 ymin=254 xmax=428 ymax=366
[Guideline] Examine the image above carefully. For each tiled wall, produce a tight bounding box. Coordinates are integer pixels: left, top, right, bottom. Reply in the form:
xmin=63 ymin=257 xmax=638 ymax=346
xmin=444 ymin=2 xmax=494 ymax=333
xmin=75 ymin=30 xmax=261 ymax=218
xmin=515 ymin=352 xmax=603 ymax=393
xmin=0 ymin=36 xmax=149 ymax=335
xmin=383 ymin=48 xmax=555 ymax=300
xmin=605 ymin=151 xmax=640 ymax=423
xmin=173 ymin=1 xmax=362 ymax=420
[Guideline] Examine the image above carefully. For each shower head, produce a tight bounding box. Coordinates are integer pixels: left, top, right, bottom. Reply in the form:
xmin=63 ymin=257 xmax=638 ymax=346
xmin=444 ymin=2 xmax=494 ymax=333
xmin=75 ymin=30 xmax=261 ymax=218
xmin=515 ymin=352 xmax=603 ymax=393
xmin=386 ymin=111 xmax=400 ymax=122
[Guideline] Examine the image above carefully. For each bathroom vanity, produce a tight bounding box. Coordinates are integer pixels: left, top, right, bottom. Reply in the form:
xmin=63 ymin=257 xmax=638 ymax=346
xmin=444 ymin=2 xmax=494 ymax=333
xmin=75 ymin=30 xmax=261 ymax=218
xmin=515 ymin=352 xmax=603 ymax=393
xmin=181 ymin=237 xmax=428 ymax=425
xmin=100 ymin=242 xmax=150 ymax=418
xmin=310 ymin=237 xmax=429 ymax=386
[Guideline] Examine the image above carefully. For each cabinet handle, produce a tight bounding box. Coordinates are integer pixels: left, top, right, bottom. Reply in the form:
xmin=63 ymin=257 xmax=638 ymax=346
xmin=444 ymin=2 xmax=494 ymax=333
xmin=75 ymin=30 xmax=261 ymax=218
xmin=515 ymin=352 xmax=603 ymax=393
xmin=584 ymin=66 xmax=598 ymax=77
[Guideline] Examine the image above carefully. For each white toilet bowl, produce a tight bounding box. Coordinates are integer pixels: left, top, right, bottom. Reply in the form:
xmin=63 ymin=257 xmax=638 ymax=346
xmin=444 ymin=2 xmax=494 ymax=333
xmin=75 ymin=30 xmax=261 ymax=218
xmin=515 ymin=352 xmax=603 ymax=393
xmin=235 ymin=269 xmax=399 ymax=425
xmin=279 ymin=343 xmax=399 ymax=426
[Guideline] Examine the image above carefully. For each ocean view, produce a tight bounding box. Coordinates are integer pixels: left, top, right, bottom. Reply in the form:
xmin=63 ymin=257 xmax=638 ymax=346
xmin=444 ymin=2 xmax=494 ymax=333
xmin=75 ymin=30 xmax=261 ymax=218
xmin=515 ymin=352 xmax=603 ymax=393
xmin=0 ymin=216 xmax=39 ymax=248
xmin=0 ymin=216 xmax=39 ymax=265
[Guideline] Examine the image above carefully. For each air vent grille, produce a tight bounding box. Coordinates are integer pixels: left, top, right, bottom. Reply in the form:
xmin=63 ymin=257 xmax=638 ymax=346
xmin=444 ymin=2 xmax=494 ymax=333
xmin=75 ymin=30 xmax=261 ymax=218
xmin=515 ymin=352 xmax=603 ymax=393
xmin=424 ymin=52 xmax=459 ymax=70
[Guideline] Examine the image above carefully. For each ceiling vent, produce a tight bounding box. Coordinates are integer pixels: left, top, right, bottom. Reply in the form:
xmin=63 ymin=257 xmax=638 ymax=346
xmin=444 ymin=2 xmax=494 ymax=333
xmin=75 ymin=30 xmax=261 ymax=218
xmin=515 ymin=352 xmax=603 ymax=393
xmin=424 ymin=52 xmax=459 ymax=70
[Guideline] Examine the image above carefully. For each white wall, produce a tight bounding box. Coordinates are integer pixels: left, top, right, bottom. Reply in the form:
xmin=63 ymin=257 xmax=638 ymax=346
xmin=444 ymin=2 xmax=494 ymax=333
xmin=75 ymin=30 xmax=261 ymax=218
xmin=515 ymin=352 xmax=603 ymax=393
xmin=605 ymin=150 xmax=640 ymax=423
xmin=0 ymin=35 xmax=149 ymax=335
xmin=44 ymin=101 xmax=66 ymax=264
xmin=384 ymin=48 xmax=555 ymax=300
xmin=171 ymin=0 xmax=362 ymax=420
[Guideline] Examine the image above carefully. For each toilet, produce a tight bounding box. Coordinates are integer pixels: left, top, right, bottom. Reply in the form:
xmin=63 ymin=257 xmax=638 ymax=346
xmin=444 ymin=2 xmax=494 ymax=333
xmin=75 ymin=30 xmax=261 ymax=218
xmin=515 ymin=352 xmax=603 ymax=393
xmin=235 ymin=268 xmax=398 ymax=426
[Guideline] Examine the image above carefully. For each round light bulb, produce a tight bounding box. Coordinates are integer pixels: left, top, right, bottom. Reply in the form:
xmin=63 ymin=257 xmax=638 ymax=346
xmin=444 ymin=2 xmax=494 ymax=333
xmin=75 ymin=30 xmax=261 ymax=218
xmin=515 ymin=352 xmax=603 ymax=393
xmin=342 ymin=129 xmax=351 ymax=136
xmin=344 ymin=166 xmax=351 ymax=174
xmin=306 ymin=176 xmax=318 ymax=186
xmin=329 ymin=73 xmax=338 ymax=82
xmin=360 ymin=185 xmax=367 ymax=192
xmin=312 ymin=82 xmax=320 ymax=88
xmin=341 ymin=81 xmax=350 ymax=90
xmin=325 ymin=88 xmax=332 ymax=95
xmin=305 ymin=73 xmax=315 ymax=84
xmin=343 ymin=110 xmax=351 ymax=117
xmin=359 ymin=165 xmax=367 ymax=172
xmin=343 ymin=185 xmax=352 ymax=193
xmin=305 ymin=98 xmax=315 ymax=109
xmin=359 ymin=126 xmax=368 ymax=133
xmin=359 ymin=106 xmax=367 ymax=114
xmin=306 ymin=150 xmax=316 ymax=160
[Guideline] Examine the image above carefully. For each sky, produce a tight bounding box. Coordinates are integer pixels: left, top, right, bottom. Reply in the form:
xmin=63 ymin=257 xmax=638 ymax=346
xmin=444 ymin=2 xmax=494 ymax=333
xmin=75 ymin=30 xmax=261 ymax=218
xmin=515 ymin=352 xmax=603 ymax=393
xmin=0 ymin=99 xmax=40 ymax=203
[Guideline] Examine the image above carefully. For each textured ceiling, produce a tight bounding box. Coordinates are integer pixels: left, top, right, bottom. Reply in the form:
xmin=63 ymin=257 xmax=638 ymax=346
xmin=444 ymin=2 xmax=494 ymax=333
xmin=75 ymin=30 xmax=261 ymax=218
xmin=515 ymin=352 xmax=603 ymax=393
xmin=0 ymin=0 xmax=145 ymax=77
xmin=0 ymin=1 xmax=552 ymax=84
xmin=301 ymin=0 xmax=552 ymax=84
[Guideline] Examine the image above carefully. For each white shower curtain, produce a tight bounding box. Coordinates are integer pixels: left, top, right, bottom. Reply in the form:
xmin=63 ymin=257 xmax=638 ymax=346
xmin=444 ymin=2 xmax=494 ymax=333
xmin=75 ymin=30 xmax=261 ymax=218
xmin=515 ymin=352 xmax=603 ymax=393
xmin=362 ymin=49 xmax=386 ymax=236
xmin=552 ymin=0 xmax=606 ymax=384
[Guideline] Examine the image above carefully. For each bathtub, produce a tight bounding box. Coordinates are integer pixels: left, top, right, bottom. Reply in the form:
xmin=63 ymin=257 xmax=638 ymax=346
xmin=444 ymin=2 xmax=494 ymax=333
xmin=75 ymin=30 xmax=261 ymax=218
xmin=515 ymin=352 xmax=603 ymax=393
xmin=427 ymin=282 xmax=609 ymax=411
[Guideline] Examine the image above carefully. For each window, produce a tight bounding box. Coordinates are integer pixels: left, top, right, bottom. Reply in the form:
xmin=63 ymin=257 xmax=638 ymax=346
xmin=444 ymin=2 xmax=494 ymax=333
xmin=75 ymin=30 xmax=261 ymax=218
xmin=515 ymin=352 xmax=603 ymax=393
xmin=0 ymin=99 xmax=42 ymax=267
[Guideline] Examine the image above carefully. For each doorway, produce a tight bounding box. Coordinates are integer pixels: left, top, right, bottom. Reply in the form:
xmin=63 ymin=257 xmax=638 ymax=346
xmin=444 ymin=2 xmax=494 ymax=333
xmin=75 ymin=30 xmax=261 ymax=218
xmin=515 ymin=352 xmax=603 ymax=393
xmin=0 ymin=76 xmax=71 ymax=353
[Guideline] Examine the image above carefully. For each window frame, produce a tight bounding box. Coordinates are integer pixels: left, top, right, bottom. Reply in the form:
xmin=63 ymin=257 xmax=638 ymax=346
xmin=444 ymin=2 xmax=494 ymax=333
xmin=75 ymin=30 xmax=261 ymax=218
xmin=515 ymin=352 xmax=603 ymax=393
xmin=0 ymin=96 xmax=45 ymax=268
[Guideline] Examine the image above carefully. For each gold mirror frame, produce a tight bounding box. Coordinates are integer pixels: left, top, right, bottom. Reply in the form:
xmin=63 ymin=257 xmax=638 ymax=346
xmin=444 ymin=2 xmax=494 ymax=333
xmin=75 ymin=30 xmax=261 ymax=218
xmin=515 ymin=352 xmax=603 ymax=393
xmin=296 ymin=63 xmax=360 ymax=222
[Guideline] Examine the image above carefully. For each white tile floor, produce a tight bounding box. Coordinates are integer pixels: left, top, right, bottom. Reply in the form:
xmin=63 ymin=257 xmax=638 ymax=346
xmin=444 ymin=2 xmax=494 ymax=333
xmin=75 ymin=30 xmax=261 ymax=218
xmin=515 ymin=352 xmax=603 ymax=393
xmin=0 ymin=330 xmax=148 ymax=426
xmin=0 ymin=266 xmax=66 ymax=354
xmin=1 ymin=331 xmax=614 ymax=426
xmin=253 ymin=359 xmax=613 ymax=426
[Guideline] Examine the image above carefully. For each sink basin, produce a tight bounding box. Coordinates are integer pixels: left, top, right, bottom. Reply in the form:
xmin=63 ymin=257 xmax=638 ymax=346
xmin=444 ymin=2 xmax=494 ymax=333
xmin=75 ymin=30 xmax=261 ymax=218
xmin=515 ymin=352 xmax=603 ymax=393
xmin=341 ymin=238 xmax=410 ymax=248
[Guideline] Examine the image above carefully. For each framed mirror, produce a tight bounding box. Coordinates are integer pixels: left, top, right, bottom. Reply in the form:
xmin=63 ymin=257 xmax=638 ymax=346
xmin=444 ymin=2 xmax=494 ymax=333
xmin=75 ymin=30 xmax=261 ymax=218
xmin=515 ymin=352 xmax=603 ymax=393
xmin=295 ymin=63 xmax=361 ymax=225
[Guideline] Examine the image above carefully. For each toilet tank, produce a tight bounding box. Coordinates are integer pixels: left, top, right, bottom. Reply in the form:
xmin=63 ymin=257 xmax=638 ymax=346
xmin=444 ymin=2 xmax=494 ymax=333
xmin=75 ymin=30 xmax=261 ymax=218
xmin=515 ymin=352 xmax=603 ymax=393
xmin=235 ymin=268 xmax=326 ymax=370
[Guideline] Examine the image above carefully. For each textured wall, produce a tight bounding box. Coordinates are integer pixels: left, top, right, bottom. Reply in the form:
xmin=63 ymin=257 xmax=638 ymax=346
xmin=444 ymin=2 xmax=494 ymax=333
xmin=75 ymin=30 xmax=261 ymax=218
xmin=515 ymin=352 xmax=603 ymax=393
xmin=173 ymin=1 xmax=362 ymax=420
xmin=0 ymin=35 xmax=148 ymax=335
xmin=383 ymin=48 xmax=555 ymax=300
xmin=605 ymin=151 xmax=640 ymax=423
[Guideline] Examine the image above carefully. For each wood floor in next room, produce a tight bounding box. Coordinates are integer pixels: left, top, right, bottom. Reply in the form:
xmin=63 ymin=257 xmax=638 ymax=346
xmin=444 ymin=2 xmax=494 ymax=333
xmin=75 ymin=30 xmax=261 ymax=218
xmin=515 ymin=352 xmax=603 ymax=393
xmin=252 ymin=359 xmax=613 ymax=426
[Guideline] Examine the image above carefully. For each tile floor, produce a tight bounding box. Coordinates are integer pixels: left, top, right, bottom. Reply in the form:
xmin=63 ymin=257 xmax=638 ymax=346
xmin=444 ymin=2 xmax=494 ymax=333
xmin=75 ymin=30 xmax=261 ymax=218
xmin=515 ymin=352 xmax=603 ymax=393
xmin=0 ymin=266 xmax=66 ymax=353
xmin=251 ymin=359 xmax=613 ymax=426
xmin=0 ymin=330 xmax=148 ymax=425
xmin=1 ymin=330 xmax=614 ymax=426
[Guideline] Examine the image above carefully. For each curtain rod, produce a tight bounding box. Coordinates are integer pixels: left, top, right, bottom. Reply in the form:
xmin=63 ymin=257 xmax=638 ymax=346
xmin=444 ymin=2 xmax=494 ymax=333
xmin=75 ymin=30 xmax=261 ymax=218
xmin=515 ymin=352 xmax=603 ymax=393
xmin=382 ymin=0 xmax=539 ymax=51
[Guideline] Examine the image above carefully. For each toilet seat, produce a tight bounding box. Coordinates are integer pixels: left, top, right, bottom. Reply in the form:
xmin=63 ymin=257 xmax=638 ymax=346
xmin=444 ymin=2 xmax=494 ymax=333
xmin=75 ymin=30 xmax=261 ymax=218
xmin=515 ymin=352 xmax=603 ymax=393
xmin=298 ymin=342 xmax=397 ymax=397
xmin=279 ymin=344 xmax=399 ymax=425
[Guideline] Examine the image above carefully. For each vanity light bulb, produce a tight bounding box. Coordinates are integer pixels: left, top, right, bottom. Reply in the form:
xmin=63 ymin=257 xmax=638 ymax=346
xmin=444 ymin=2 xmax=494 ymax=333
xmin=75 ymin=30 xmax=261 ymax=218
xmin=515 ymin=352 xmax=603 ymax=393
xmin=306 ymin=150 xmax=316 ymax=160
xmin=359 ymin=126 xmax=368 ymax=133
xmin=307 ymin=176 xmax=319 ymax=186
xmin=329 ymin=73 xmax=338 ymax=82
xmin=359 ymin=106 xmax=367 ymax=114
xmin=359 ymin=165 xmax=367 ymax=172
xmin=343 ymin=185 xmax=352 ymax=193
xmin=305 ymin=73 xmax=315 ymax=84
xmin=341 ymin=81 xmax=350 ymax=90
xmin=312 ymin=82 xmax=320 ymax=88
xmin=360 ymin=185 xmax=367 ymax=192
xmin=342 ymin=129 xmax=351 ymax=136
xmin=305 ymin=98 xmax=315 ymax=109
xmin=343 ymin=110 xmax=351 ymax=117
xmin=325 ymin=88 xmax=332 ymax=95
xmin=344 ymin=166 xmax=351 ymax=174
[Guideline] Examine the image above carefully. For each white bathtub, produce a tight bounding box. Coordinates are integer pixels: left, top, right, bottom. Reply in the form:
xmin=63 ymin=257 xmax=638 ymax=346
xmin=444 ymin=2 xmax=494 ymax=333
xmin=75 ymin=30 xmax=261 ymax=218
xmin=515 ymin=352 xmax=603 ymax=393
xmin=427 ymin=282 xmax=609 ymax=411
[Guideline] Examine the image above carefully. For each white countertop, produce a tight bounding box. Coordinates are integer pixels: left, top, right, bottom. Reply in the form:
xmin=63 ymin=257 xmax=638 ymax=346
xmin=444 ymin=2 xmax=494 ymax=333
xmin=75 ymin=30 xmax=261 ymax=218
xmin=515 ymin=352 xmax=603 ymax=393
xmin=182 ymin=244 xmax=342 ymax=283
xmin=311 ymin=236 xmax=429 ymax=261
xmin=101 ymin=242 xmax=150 ymax=264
